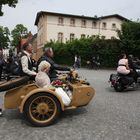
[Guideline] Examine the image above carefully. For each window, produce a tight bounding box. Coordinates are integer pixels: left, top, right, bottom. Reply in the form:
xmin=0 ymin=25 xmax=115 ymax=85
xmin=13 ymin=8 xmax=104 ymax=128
xmin=112 ymin=23 xmax=116 ymax=29
xmin=111 ymin=36 xmax=116 ymax=39
xmin=58 ymin=32 xmax=63 ymax=43
xmin=81 ymin=19 xmax=86 ymax=28
xmin=70 ymin=18 xmax=75 ymax=26
xmin=101 ymin=36 xmax=106 ymax=39
xmin=91 ymin=35 xmax=96 ymax=38
xmin=58 ymin=17 xmax=64 ymax=25
xmin=92 ymin=21 xmax=97 ymax=28
xmin=70 ymin=33 xmax=75 ymax=41
xmin=81 ymin=34 xmax=86 ymax=38
xmin=102 ymin=22 xmax=107 ymax=29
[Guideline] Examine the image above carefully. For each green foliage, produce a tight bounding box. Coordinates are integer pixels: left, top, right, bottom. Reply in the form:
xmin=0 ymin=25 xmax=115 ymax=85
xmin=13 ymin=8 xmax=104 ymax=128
xmin=0 ymin=0 xmax=18 ymax=16
xmin=118 ymin=21 xmax=140 ymax=56
xmin=43 ymin=21 xmax=140 ymax=68
xmin=11 ymin=24 xmax=28 ymax=47
xmin=44 ymin=37 xmax=121 ymax=67
xmin=0 ymin=24 xmax=28 ymax=50
xmin=0 ymin=26 xmax=10 ymax=49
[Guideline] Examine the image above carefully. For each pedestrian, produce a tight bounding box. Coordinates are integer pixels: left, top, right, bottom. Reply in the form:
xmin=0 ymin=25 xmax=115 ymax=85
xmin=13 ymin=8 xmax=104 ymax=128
xmin=73 ymin=55 xmax=81 ymax=68
xmin=0 ymin=50 xmax=5 ymax=115
xmin=0 ymin=50 xmax=5 ymax=81
xmin=77 ymin=55 xmax=81 ymax=68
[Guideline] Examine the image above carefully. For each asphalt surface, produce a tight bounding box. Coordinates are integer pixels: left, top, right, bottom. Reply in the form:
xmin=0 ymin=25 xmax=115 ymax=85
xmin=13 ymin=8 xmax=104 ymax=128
xmin=0 ymin=69 xmax=140 ymax=140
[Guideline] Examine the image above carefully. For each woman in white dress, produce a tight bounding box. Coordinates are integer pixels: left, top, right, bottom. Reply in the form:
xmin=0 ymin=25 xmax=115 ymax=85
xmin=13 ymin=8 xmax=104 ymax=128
xmin=35 ymin=61 xmax=71 ymax=106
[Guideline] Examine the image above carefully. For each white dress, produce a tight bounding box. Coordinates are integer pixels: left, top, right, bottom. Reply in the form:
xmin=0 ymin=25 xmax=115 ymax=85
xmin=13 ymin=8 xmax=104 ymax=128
xmin=35 ymin=71 xmax=51 ymax=87
xmin=35 ymin=71 xmax=71 ymax=106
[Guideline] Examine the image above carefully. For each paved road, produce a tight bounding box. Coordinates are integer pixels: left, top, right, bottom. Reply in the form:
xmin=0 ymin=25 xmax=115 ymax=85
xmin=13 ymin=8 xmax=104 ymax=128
xmin=0 ymin=69 xmax=140 ymax=140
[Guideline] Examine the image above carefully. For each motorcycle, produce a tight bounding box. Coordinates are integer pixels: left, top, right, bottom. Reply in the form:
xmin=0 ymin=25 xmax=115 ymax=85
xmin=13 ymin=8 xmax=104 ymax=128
xmin=109 ymin=62 xmax=140 ymax=92
xmin=0 ymin=70 xmax=95 ymax=126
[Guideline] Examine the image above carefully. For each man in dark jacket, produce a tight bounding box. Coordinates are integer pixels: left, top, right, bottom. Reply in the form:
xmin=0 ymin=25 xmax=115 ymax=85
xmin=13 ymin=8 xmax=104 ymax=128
xmin=37 ymin=48 xmax=70 ymax=79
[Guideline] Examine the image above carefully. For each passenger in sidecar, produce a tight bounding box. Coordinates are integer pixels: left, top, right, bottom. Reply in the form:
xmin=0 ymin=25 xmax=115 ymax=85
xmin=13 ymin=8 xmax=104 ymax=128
xmin=35 ymin=61 xmax=71 ymax=106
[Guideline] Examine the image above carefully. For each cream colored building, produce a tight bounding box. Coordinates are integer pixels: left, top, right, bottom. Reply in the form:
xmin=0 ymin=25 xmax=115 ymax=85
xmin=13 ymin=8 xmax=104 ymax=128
xmin=35 ymin=11 xmax=128 ymax=58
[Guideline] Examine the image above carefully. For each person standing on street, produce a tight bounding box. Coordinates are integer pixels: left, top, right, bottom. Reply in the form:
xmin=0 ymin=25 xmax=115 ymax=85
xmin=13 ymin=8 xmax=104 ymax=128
xmin=73 ymin=55 xmax=81 ymax=69
xmin=0 ymin=50 xmax=5 ymax=81
xmin=0 ymin=50 xmax=5 ymax=116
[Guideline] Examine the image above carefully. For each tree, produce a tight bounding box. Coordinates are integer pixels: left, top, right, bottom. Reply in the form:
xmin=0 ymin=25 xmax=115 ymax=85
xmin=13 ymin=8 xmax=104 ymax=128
xmin=0 ymin=26 xmax=10 ymax=49
xmin=44 ymin=37 xmax=120 ymax=67
xmin=11 ymin=24 xmax=28 ymax=47
xmin=118 ymin=21 xmax=140 ymax=56
xmin=0 ymin=0 xmax=18 ymax=16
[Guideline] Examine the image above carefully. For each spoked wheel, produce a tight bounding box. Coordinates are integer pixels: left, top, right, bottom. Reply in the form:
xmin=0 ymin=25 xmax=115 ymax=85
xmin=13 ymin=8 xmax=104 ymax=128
xmin=24 ymin=93 xmax=61 ymax=127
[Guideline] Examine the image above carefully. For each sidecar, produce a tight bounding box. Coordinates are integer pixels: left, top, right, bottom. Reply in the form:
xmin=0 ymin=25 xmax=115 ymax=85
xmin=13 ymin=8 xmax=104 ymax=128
xmin=0 ymin=71 xmax=95 ymax=127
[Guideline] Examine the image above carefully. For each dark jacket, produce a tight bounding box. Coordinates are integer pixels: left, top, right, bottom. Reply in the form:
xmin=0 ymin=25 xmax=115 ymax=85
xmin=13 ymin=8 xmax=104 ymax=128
xmin=37 ymin=55 xmax=70 ymax=78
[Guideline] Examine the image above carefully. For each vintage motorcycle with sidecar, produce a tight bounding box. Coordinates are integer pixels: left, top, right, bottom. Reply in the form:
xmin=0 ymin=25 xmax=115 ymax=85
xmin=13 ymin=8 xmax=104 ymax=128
xmin=0 ymin=70 xmax=95 ymax=127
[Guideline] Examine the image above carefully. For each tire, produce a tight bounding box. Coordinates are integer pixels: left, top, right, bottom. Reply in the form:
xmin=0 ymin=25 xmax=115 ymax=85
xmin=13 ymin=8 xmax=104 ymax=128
xmin=114 ymin=82 xmax=125 ymax=92
xmin=0 ymin=76 xmax=29 ymax=92
xmin=24 ymin=93 xmax=61 ymax=127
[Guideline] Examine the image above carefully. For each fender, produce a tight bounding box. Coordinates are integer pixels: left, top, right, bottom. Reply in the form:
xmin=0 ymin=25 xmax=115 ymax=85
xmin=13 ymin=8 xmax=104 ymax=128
xmin=19 ymin=88 xmax=65 ymax=113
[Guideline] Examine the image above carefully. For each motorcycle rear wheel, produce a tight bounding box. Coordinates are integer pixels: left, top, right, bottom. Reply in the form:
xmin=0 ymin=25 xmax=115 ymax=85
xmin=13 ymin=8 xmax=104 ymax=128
xmin=114 ymin=82 xmax=125 ymax=92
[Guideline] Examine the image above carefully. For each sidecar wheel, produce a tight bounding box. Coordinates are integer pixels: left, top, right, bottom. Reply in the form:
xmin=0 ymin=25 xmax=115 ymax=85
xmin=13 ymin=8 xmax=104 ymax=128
xmin=24 ymin=93 xmax=61 ymax=127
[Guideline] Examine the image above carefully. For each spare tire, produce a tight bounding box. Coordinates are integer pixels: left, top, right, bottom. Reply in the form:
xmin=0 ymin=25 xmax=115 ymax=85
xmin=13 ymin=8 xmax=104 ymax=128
xmin=0 ymin=76 xmax=30 ymax=92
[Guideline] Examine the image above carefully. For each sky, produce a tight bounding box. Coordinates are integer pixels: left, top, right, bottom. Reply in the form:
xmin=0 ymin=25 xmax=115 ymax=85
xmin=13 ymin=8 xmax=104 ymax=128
xmin=0 ymin=0 xmax=140 ymax=34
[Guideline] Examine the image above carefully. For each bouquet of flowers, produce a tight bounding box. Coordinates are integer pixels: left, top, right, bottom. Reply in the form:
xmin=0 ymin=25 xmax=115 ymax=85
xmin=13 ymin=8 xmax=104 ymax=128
xmin=51 ymin=79 xmax=64 ymax=87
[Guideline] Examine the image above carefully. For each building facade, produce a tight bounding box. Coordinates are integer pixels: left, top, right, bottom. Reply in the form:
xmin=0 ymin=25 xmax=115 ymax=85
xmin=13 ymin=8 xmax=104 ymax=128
xmin=35 ymin=11 xmax=128 ymax=59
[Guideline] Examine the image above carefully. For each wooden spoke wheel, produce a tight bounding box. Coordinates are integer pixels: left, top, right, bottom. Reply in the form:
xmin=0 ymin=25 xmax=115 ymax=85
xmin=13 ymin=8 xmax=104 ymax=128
xmin=24 ymin=93 xmax=61 ymax=127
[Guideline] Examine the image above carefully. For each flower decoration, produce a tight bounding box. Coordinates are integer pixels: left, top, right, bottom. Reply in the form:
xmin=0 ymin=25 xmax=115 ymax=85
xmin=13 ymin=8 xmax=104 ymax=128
xmin=51 ymin=79 xmax=63 ymax=87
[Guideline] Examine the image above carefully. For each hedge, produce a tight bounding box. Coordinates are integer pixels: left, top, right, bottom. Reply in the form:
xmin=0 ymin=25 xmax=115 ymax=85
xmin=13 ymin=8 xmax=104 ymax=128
xmin=44 ymin=37 xmax=139 ymax=68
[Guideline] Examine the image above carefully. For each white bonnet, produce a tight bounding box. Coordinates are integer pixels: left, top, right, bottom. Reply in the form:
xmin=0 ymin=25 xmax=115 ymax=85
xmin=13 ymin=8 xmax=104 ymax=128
xmin=38 ymin=61 xmax=51 ymax=71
